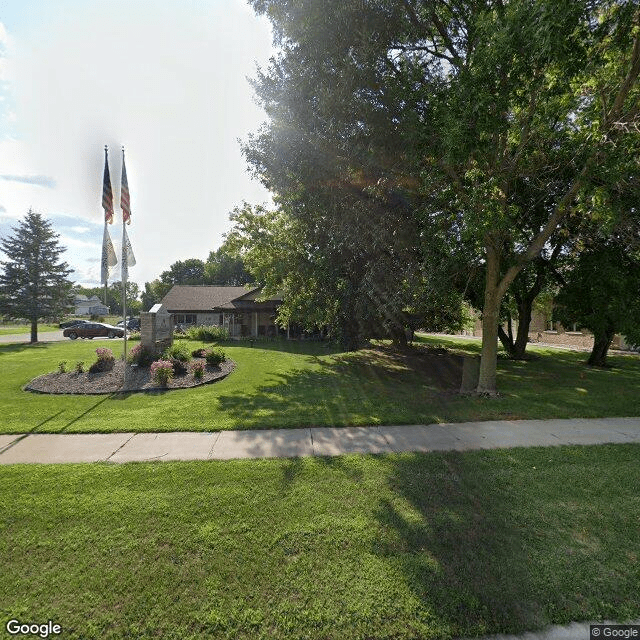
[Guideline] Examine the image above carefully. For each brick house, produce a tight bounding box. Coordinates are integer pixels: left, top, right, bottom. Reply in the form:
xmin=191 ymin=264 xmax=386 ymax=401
xmin=160 ymin=285 xmax=283 ymax=338
xmin=471 ymin=309 xmax=634 ymax=350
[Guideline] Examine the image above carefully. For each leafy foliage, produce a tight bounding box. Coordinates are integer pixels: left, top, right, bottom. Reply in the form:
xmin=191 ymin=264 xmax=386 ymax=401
xmin=150 ymin=360 xmax=174 ymax=385
xmin=127 ymin=344 xmax=155 ymax=368
xmin=242 ymin=0 xmax=640 ymax=388
xmin=163 ymin=342 xmax=192 ymax=363
xmin=556 ymin=242 xmax=640 ymax=366
xmin=205 ymin=348 xmax=226 ymax=367
xmin=204 ymin=243 xmax=252 ymax=286
xmin=185 ymin=325 xmax=229 ymax=342
xmin=189 ymin=360 xmax=205 ymax=380
xmin=89 ymin=348 xmax=116 ymax=374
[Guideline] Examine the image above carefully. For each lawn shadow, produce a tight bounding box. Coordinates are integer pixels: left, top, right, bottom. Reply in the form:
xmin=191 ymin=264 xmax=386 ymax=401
xmin=0 ymin=410 xmax=66 ymax=455
xmin=373 ymin=451 xmax=547 ymax=635
xmin=199 ymin=337 xmax=343 ymax=357
xmin=215 ymin=347 xmax=464 ymax=430
xmin=60 ymin=395 xmax=114 ymax=432
xmin=0 ymin=341 xmax=53 ymax=355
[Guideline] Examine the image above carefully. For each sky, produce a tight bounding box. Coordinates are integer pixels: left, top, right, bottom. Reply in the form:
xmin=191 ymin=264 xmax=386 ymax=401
xmin=0 ymin=0 xmax=274 ymax=288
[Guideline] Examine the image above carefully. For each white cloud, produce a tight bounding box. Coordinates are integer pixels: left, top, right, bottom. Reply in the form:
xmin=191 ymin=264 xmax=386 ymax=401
xmin=58 ymin=235 xmax=100 ymax=250
xmin=0 ymin=1 xmax=275 ymax=284
xmin=70 ymin=225 xmax=90 ymax=234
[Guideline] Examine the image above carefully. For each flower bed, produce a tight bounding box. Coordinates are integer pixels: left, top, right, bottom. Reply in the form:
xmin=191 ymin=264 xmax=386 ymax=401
xmin=24 ymin=358 xmax=235 ymax=395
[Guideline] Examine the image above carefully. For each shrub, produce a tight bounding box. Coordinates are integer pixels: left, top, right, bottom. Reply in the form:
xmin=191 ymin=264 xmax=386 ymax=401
xmin=190 ymin=360 xmax=205 ymax=380
xmin=150 ymin=360 xmax=174 ymax=385
xmin=205 ymin=347 xmax=226 ymax=367
xmin=89 ymin=347 xmax=116 ymax=373
xmin=128 ymin=344 xmax=155 ymax=367
xmin=96 ymin=347 xmax=114 ymax=361
xmin=58 ymin=361 xmax=68 ymax=373
xmin=75 ymin=361 xmax=85 ymax=374
xmin=191 ymin=348 xmax=207 ymax=358
xmin=127 ymin=331 xmax=141 ymax=341
xmin=163 ymin=342 xmax=192 ymax=362
xmin=186 ymin=325 xmax=229 ymax=342
xmin=167 ymin=357 xmax=188 ymax=375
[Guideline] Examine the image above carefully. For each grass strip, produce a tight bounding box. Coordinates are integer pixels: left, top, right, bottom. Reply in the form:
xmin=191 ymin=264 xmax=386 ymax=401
xmin=0 ymin=335 xmax=638 ymax=435
xmin=1 ymin=445 xmax=639 ymax=639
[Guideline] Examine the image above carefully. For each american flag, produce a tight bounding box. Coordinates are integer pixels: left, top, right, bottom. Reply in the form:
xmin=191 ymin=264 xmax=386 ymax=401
xmin=102 ymin=146 xmax=114 ymax=224
xmin=121 ymin=148 xmax=131 ymax=225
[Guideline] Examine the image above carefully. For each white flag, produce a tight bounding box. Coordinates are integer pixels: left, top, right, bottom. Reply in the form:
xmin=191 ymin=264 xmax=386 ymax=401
xmin=121 ymin=225 xmax=136 ymax=283
xmin=101 ymin=223 xmax=117 ymax=285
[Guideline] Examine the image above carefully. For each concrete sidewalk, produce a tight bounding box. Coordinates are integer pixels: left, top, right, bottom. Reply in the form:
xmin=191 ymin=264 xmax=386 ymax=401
xmin=1 ymin=417 xmax=639 ymax=464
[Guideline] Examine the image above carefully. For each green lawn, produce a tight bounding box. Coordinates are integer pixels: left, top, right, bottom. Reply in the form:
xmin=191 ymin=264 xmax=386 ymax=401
xmin=1 ymin=445 xmax=639 ymax=639
xmin=0 ymin=335 xmax=638 ymax=435
xmin=0 ymin=323 xmax=59 ymax=335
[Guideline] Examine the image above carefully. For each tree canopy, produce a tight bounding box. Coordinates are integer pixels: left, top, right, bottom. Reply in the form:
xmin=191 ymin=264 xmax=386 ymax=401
xmin=243 ymin=0 xmax=640 ymax=391
xmin=556 ymin=241 xmax=640 ymax=366
xmin=140 ymin=244 xmax=252 ymax=311
xmin=0 ymin=210 xmax=73 ymax=342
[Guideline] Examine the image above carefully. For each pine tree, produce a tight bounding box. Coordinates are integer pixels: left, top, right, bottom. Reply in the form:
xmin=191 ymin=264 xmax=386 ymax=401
xmin=0 ymin=210 xmax=73 ymax=342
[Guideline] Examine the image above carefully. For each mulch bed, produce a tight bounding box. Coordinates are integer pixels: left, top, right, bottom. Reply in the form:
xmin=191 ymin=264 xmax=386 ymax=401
xmin=24 ymin=358 xmax=235 ymax=395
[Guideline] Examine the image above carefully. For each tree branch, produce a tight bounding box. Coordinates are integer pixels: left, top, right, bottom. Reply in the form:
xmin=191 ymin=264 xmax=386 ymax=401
xmin=606 ymin=8 xmax=640 ymax=126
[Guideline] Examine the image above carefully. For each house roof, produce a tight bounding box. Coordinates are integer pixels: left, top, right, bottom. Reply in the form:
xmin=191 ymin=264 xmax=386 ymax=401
xmin=160 ymin=285 xmax=276 ymax=312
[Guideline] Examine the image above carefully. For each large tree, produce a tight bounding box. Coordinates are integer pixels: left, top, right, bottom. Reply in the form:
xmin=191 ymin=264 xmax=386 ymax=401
xmin=245 ymin=0 xmax=640 ymax=392
xmin=204 ymin=243 xmax=252 ymax=286
xmin=555 ymin=242 xmax=640 ymax=366
xmin=0 ymin=210 xmax=73 ymax=342
xmin=140 ymin=279 xmax=172 ymax=312
xmin=159 ymin=258 xmax=206 ymax=286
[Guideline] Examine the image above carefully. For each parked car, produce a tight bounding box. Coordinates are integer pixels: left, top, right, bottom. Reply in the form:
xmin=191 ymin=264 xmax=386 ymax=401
xmin=59 ymin=319 xmax=90 ymax=329
xmin=116 ymin=318 xmax=140 ymax=330
xmin=63 ymin=322 xmax=124 ymax=340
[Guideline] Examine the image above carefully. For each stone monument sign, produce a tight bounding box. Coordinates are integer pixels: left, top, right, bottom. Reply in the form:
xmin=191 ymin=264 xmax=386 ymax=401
xmin=141 ymin=303 xmax=173 ymax=355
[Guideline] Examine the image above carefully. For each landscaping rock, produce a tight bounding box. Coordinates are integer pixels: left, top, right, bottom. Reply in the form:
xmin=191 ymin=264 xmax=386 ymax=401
xmin=24 ymin=358 xmax=235 ymax=395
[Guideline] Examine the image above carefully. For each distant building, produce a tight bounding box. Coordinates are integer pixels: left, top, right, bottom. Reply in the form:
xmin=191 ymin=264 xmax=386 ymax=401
xmin=74 ymin=294 xmax=109 ymax=316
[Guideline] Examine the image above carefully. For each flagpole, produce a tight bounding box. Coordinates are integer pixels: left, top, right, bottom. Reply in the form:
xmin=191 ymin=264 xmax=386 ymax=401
xmin=120 ymin=145 xmax=131 ymax=391
xmin=103 ymin=221 xmax=108 ymax=306
xmin=101 ymin=146 xmax=117 ymax=307
xmin=122 ymin=222 xmax=127 ymax=389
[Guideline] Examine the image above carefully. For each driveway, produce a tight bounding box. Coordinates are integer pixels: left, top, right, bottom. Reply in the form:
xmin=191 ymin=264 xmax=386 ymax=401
xmin=0 ymin=330 xmax=123 ymax=344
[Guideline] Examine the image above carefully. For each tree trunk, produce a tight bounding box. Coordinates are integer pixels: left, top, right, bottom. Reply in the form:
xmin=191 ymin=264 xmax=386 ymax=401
xmin=498 ymin=324 xmax=516 ymax=357
xmin=30 ymin=317 xmax=38 ymax=343
xmin=587 ymin=329 xmax=615 ymax=367
xmin=477 ymin=247 xmax=501 ymax=394
xmin=338 ymin=315 xmax=362 ymax=351
xmin=512 ymin=296 xmax=533 ymax=359
xmin=389 ymin=324 xmax=408 ymax=348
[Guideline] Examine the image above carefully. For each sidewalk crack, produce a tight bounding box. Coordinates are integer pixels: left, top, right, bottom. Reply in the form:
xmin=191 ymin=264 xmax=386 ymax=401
xmin=207 ymin=431 xmax=222 ymax=459
xmin=377 ymin=427 xmax=397 ymax=453
xmin=104 ymin=433 xmax=137 ymax=462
